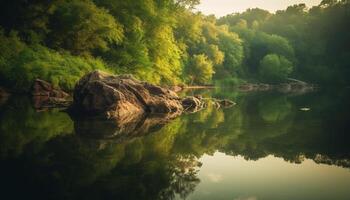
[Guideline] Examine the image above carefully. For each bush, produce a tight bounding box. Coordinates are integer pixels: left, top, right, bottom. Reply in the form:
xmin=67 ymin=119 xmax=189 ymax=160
xmin=186 ymin=54 xmax=214 ymax=85
xmin=0 ymin=32 xmax=112 ymax=92
xmin=214 ymin=77 xmax=245 ymax=87
xmin=258 ymin=54 xmax=293 ymax=83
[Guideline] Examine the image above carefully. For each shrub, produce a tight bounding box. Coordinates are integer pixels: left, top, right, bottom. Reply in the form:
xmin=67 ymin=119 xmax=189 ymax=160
xmin=258 ymin=54 xmax=293 ymax=83
xmin=0 ymin=33 xmax=112 ymax=92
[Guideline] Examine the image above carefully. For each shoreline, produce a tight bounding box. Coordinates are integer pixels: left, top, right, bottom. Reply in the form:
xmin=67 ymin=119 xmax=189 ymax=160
xmin=183 ymin=85 xmax=216 ymax=89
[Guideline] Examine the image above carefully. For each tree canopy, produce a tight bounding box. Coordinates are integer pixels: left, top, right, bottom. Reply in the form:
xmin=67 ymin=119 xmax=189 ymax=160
xmin=0 ymin=0 xmax=350 ymax=91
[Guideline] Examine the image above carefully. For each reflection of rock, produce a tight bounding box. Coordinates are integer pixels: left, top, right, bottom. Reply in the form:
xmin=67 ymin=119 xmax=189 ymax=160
xmin=74 ymin=113 xmax=178 ymax=140
xmin=182 ymin=96 xmax=204 ymax=112
xmin=32 ymin=96 xmax=72 ymax=110
xmin=182 ymin=97 xmax=236 ymax=112
xmin=216 ymin=99 xmax=236 ymax=108
xmin=71 ymin=71 xmax=183 ymax=120
xmin=31 ymin=79 xmax=71 ymax=109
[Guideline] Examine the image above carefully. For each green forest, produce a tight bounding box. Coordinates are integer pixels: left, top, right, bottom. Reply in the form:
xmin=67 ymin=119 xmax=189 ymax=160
xmin=0 ymin=0 xmax=349 ymax=92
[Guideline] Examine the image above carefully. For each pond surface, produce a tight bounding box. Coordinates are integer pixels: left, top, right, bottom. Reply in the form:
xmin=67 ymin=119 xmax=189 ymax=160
xmin=0 ymin=88 xmax=349 ymax=200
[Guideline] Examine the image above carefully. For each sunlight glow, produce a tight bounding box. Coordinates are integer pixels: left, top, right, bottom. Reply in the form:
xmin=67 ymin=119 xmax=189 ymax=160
xmin=196 ymin=0 xmax=322 ymax=16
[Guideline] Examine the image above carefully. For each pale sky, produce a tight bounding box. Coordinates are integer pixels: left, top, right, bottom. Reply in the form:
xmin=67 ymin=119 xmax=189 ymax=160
xmin=195 ymin=0 xmax=322 ymax=17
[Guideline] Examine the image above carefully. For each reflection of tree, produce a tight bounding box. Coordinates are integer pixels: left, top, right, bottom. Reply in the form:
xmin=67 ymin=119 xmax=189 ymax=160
xmin=0 ymin=108 xmax=201 ymax=200
xmin=221 ymin=91 xmax=350 ymax=167
xmin=258 ymin=96 xmax=292 ymax=122
xmin=173 ymin=99 xmax=244 ymax=159
xmin=178 ymin=90 xmax=350 ymax=168
xmin=159 ymin=156 xmax=201 ymax=200
xmin=1 ymin=90 xmax=350 ymax=200
xmin=0 ymin=97 xmax=73 ymax=159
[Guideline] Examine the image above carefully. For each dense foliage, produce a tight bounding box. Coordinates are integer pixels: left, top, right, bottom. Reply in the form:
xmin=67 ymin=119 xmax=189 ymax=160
xmin=219 ymin=0 xmax=350 ymax=85
xmin=0 ymin=0 xmax=349 ymax=91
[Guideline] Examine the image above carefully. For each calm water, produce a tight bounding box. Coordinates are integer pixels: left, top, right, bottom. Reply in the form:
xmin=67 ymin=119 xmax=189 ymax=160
xmin=0 ymin=88 xmax=350 ymax=200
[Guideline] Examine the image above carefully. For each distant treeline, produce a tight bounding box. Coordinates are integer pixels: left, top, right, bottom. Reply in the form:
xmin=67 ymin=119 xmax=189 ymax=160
xmin=0 ymin=0 xmax=349 ymax=92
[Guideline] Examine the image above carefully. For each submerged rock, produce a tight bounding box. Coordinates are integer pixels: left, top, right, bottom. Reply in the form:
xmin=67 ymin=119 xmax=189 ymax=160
xmin=182 ymin=96 xmax=204 ymax=112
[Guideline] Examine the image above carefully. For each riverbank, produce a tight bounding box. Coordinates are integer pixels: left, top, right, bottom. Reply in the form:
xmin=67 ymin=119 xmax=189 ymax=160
xmin=0 ymin=71 xmax=317 ymax=112
xmin=179 ymin=80 xmax=316 ymax=94
xmin=237 ymin=82 xmax=316 ymax=94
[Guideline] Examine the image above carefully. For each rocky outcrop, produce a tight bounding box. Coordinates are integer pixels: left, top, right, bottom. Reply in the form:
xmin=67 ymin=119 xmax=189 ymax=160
xmin=71 ymin=71 xmax=235 ymax=123
xmin=31 ymin=79 xmax=71 ymax=109
xmin=70 ymin=70 xmax=237 ymax=136
xmin=71 ymin=71 xmax=184 ymax=121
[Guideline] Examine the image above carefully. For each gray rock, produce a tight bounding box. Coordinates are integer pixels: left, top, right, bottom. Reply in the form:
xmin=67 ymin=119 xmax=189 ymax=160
xmin=71 ymin=70 xmax=235 ymax=131
xmin=71 ymin=71 xmax=183 ymax=121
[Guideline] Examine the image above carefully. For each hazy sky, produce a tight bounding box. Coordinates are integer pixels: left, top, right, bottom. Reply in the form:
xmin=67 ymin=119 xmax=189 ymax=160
xmin=195 ymin=0 xmax=322 ymax=17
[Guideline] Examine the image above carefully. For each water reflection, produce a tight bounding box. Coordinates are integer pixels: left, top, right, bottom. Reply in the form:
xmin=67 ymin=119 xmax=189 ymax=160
xmin=190 ymin=152 xmax=350 ymax=200
xmin=0 ymin=89 xmax=349 ymax=200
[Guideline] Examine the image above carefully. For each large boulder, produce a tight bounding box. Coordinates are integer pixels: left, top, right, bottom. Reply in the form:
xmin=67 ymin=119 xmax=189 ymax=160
xmin=71 ymin=71 xmax=183 ymax=120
